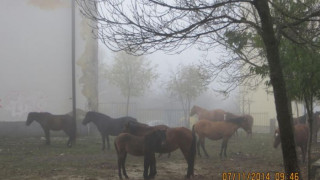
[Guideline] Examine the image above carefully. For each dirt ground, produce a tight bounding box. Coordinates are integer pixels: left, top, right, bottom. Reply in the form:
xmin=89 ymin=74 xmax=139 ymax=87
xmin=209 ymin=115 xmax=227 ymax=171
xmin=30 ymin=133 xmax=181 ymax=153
xmin=0 ymin=132 xmax=313 ymax=180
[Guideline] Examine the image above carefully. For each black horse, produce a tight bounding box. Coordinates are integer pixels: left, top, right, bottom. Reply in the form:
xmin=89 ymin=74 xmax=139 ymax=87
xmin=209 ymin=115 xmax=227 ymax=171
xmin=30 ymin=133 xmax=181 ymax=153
xmin=82 ymin=111 xmax=137 ymax=150
xmin=26 ymin=112 xmax=76 ymax=147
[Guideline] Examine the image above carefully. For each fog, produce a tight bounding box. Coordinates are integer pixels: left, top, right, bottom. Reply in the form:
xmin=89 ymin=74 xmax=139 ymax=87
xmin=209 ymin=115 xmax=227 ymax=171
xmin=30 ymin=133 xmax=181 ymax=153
xmin=98 ymin=43 xmax=240 ymax=114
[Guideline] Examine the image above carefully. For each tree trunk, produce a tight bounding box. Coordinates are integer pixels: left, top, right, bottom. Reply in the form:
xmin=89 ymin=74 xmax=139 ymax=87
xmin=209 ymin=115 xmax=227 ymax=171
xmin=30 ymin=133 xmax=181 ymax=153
xmin=126 ymin=88 xmax=131 ymax=116
xmin=295 ymin=101 xmax=299 ymax=118
xmin=253 ymin=0 xmax=300 ymax=178
xmin=305 ymin=95 xmax=314 ymax=180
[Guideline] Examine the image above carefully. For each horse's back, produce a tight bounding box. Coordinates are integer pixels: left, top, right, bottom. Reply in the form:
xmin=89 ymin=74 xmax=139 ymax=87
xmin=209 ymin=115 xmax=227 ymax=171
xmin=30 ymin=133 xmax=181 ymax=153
xmin=101 ymin=116 xmax=137 ymax=136
xmin=206 ymin=109 xmax=225 ymax=121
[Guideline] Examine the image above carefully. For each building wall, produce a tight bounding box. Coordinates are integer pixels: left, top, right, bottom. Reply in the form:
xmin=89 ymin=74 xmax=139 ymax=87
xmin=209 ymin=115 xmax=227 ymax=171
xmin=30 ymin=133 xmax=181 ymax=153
xmin=0 ymin=0 xmax=98 ymax=122
xmin=240 ymin=80 xmax=305 ymax=128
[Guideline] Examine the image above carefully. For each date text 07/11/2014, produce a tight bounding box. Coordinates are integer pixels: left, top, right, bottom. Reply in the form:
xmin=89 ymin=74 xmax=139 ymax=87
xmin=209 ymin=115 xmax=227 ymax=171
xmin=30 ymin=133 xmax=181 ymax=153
xmin=221 ymin=172 xmax=299 ymax=180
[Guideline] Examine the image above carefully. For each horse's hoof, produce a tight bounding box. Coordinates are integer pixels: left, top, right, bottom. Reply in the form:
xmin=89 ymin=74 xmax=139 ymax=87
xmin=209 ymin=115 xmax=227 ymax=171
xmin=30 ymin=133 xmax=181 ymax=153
xmin=184 ymin=175 xmax=191 ymax=179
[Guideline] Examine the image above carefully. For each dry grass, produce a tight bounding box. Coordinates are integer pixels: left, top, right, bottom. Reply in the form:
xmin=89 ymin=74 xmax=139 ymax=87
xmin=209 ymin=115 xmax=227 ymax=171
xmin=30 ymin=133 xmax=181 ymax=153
xmin=0 ymin=132 xmax=312 ymax=180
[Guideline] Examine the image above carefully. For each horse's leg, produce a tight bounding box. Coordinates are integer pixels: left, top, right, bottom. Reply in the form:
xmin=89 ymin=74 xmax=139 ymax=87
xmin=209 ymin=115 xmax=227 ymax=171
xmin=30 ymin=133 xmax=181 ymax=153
xmin=197 ymin=137 xmax=201 ymax=157
xmin=122 ymin=152 xmax=129 ymax=179
xmin=117 ymin=155 xmax=123 ymax=180
xmin=64 ymin=129 xmax=72 ymax=147
xmin=181 ymin=148 xmax=195 ymax=178
xmin=106 ymin=135 xmax=110 ymax=150
xmin=219 ymin=140 xmax=225 ymax=158
xmin=301 ymin=145 xmax=306 ymax=163
xmin=143 ymin=154 xmax=150 ymax=179
xmin=223 ymin=139 xmax=229 ymax=157
xmin=101 ymin=133 xmax=106 ymax=151
xmin=220 ymin=138 xmax=229 ymax=158
xmin=200 ymin=138 xmax=209 ymax=158
xmin=149 ymin=153 xmax=157 ymax=178
xmin=44 ymin=129 xmax=50 ymax=145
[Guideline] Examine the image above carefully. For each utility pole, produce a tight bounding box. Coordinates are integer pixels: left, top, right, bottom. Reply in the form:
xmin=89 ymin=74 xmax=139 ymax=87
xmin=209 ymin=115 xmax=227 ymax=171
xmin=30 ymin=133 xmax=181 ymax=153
xmin=71 ymin=0 xmax=76 ymax=121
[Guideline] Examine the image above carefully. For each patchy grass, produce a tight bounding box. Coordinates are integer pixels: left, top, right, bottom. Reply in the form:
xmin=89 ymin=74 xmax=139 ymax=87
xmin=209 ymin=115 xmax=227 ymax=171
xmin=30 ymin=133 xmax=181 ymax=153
xmin=0 ymin=132 xmax=310 ymax=180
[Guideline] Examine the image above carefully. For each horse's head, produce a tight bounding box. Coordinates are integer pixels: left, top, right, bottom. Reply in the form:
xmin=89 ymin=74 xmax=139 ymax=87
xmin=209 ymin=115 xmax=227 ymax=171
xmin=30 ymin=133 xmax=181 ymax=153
xmin=145 ymin=129 xmax=167 ymax=150
xmin=82 ymin=111 xmax=94 ymax=125
xmin=238 ymin=116 xmax=252 ymax=135
xmin=273 ymin=128 xmax=281 ymax=148
xmin=190 ymin=106 xmax=198 ymax=116
xmin=26 ymin=112 xmax=38 ymax=126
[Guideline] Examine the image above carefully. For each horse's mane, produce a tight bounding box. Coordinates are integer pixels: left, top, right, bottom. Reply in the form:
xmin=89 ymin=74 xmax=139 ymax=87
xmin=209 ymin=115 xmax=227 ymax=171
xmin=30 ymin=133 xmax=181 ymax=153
xmin=225 ymin=117 xmax=244 ymax=125
xmin=129 ymin=121 xmax=149 ymax=128
xmin=87 ymin=111 xmax=111 ymax=119
xmin=127 ymin=121 xmax=149 ymax=133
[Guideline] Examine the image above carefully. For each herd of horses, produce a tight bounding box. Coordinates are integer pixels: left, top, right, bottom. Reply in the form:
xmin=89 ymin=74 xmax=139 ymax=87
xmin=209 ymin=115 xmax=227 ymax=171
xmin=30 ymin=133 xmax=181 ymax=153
xmin=25 ymin=105 xmax=318 ymax=179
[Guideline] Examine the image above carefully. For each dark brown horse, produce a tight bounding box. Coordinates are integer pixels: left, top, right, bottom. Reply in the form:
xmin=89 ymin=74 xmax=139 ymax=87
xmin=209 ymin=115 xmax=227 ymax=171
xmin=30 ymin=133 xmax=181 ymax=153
xmin=194 ymin=116 xmax=252 ymax=158
xmin=273 ymin=124 xmax=309 ymax=162
xmin=82 ymin=111 xmax=137 ymax=150
xmin=115 ymin=129 xmax=167 ymax=179
xmin=122 ymin=121 xmax=171 ymax=157
xmin=26 ymin=112 xmax=76 ymax=147
xmin=123 ymin=121 xmax=196 ymax=179
xmin=190 ymin=105 xmax=225 ymax=121
xmin=244 ymin=114 xmax=254 ymax=136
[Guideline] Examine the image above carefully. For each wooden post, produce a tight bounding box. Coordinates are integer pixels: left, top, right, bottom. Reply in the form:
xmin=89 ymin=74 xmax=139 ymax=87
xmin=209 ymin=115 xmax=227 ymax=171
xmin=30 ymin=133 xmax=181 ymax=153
xmin=270 ymin=118 xmax=276 ymax=134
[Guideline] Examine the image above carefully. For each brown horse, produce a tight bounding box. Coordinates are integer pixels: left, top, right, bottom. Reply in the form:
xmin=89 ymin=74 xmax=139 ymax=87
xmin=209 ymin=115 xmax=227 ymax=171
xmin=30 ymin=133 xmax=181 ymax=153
xmin=26 ymin=112 xmax=76 ymax=147
xmin=123 ymin=121 xmax=196 ymax=178
xmin=190 ymin=105 xmax=225 ymax=121
xmin=225 ymin=112 xmax=254 ymax=136
xmin=273 ymin=124 xmax=309 ymax=162
xmin=122 ymin=122 xmax=171 ymax=157
xmin=194 ymin=116 xmax=252 ymax=158
xmin=115 ymin=129 xmax=167 ymax=179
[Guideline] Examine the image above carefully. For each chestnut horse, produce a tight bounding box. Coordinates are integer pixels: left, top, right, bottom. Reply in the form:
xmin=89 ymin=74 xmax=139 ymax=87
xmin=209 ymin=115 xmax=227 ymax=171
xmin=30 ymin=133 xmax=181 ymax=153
xmin=273 ymin=124 xmax=309 ymax=162
xmin=82 ymin=111 xmax=137 ymax=150
xmin=194 ymin=116 xmax=252 ymax=158
xmin=123 ymin=121 xmax=196 ymax=178
xmin=190 ymin=105 xmax=225 ymax=121
xmin=115 ymin=129 xmax=167 ymax=179
xmin=26 ymin=112 xmax=76 ymax=147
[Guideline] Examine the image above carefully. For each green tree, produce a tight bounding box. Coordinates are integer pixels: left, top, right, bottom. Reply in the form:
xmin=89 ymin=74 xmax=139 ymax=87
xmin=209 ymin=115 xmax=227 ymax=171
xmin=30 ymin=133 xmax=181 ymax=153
xmin=280 ymin=41 xmax=320 ymax=177
xmin=106 ymin=52 xmax=158 ymax=115
xmin=77 ymin=0 xmax=320 ymax=177
xmin=167 ymin=64 xmax=210 ymax=126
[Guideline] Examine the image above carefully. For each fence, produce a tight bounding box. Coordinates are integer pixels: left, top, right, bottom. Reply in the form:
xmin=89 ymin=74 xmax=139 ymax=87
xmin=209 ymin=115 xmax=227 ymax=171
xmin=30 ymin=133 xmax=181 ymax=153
xmin=99 ymin=103 xmax=186 ymax=127
xmin=0 ymin=106 xmax=276 ymax=137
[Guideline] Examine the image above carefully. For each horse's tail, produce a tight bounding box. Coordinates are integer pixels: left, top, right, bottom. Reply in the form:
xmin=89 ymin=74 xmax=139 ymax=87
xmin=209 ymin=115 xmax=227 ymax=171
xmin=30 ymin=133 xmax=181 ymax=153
xmin=187 ymin=125 xmax=197 ymax=178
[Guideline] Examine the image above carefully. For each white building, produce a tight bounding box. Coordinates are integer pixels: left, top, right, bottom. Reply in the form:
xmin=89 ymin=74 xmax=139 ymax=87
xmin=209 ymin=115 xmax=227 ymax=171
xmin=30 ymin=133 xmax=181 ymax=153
xmin=0 ymin=0 xmax=98 ymax=122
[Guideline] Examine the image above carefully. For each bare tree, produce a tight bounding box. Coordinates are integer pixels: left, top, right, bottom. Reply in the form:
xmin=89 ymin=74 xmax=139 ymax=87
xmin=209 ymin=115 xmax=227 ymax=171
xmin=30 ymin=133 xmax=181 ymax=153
xmin=167 ymin=64 xmax=209 ymax=126
xmin=105 ymin=52 xmax=158 ymax=115
xmin=77 ymin=0 xmax=320 ymax=178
